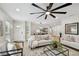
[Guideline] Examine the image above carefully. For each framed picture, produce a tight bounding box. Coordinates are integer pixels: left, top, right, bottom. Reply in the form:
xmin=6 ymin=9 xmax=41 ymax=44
xmin=65 ymin=22 xmax=79 ymax=35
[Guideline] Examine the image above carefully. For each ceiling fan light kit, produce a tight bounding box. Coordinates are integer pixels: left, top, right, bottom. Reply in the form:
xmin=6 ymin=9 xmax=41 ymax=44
xmin=30 ymin=3 xmax=72 ymax=20
xmin=46 ymin=12 xmax=50 ymax=15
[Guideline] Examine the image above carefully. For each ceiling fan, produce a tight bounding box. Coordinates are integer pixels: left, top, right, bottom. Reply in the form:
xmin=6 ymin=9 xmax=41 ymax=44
xmin=30 ymin=3 xmax=72 ymax=20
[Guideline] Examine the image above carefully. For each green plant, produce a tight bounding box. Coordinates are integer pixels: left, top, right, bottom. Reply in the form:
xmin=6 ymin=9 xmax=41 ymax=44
xmin=51 ymin=41 xmax=62 ymax=48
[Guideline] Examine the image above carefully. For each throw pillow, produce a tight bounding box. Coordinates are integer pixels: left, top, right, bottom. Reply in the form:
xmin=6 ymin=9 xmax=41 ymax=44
xmin=70 ymin=36 xmax=75 ymax=42
xmin=44 ymin=36 xmax=49 ymax=40
xmin=15 ymin=43 xmax=21 ymax=49
xmin=35 ymin=35 xmax=41 ymax=41
xmin=75 ymin=36 xmax=79 ymax=43
xmin=41 ymin=35 xmax=49 ymax=40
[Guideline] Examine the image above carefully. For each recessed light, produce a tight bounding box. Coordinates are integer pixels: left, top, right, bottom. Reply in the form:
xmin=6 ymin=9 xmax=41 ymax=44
xmin=16 ymin=25 xmax=20 ymax=28
xmin=16 ymin=8 xmax=20 ymax=12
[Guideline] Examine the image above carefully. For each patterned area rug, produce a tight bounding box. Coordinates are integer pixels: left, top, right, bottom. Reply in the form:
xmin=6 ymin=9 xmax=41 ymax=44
xmin=23 ymin=42 xmax=79 ymax=56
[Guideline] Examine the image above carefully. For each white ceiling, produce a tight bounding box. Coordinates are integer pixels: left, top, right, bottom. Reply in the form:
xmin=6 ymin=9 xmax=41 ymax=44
xmin=0 ymin=3 xmax=79 ymax=26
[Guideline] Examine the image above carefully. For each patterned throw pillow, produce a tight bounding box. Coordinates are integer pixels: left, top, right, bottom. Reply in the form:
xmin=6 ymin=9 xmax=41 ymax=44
xmin=15 ymin=43 xmax=21 ymax=49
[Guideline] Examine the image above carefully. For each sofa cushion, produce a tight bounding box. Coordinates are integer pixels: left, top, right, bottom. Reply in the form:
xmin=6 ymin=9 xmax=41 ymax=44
xmin=75 ymin=36 xmax=79 ymax=43
xmin=69 ymin=36 xmax=75 ymax=42
xmin=61 ymin=35 xmax=75 ymax=42
xmin=61 ymin=40 xmax=79 ymax=50
xmin=35 ymin=35 xmax=41 ymax=41
xmin=38 ymin=40 xmax=52 ymax=46
xmin=31 ymin=41 xmax=38 ymax=48
xmin=41 ymin=35 xmax=49 ymax=40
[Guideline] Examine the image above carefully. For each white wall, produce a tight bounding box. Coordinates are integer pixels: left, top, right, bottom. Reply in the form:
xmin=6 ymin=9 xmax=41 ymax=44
xmin=31 ymin=22 xmax=41 ymax=34
xmin=31 ymin=22 xmax=49 ymax=35
xmin=0 ymin=8 xmax=14 ymax=51
xmin=0 ymin=8 xmax=14 ymax=42
xmin=52 ymin=16 xmax=79 ymax=36
xmin=25 ymin=21 xmax=31 ymax=40
xmin=13 ymin=21 xmax=25 ymax=41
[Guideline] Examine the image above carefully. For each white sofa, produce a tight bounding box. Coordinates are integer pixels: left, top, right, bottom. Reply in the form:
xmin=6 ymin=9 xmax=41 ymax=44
xmin=61 ymin=35 xmax=79 ymax=50
xmin=28 ymin=35 xmax=52 ymax=48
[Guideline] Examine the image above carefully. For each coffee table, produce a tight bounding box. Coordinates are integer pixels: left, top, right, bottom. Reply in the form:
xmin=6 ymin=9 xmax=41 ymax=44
xmin=43 ymin=45 xmax=69 ymax=56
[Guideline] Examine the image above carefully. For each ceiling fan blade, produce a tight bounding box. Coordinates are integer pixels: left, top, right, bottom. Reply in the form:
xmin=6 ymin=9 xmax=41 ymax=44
xmin=51 ymin=3 xmax=72 ymax=11
xmin=49 ymin=3 xmax=53 ymax=9
xmin=30 ymin=12 xmax=45 ymax=15
xmin=45 ymin=15 xmax=47 ymax=19
xmin=50 ymin=14 xmax=56 ymax=18
xmin=46 ymin=3 xmax=53 ymax=11
xmin=46 ymin=6 xmax=49 ymax=10
xmin=51 ymin=11 xmax=67 ymax=14
xmin=32 ymin=3 xmax=46 ymax=11
xmin=37 ymin=13 xmax=45 ymax=18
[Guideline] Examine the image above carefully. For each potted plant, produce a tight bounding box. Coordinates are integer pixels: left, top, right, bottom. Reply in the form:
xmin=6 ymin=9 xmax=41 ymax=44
xmin=51 ymin=40 xmax=62 ymax=48
xmin=52 ymin=41 xmax=58 ymax=48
